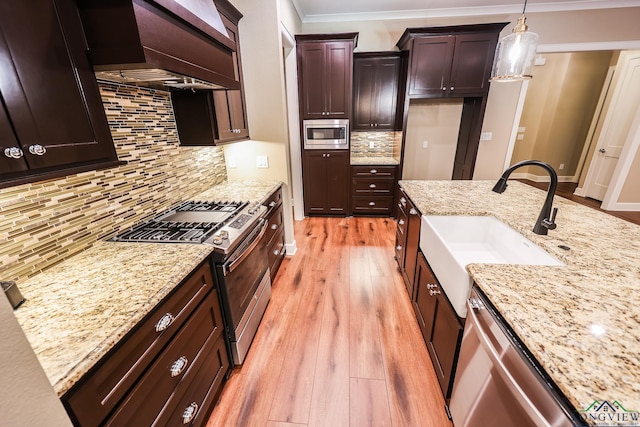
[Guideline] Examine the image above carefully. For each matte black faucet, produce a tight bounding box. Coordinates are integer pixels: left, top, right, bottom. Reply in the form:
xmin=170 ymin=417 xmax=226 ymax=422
xmin=492 ymin=160 xmax=559 ymax=235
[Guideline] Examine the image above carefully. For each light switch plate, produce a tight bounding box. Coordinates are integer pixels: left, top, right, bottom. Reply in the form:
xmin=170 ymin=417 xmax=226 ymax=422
xmin=369 ymin=141 xmax=375 ymax=149
xmin=480 ymin=132 xmax=493 ymax=141
xmin=256 ymin=155 xmax=269 ymax=168
xmin=227 ymin=157 xmax=237 ymax=168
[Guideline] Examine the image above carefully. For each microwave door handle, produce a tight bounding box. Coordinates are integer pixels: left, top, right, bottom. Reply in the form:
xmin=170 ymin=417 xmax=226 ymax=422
xmin=466 ymin=301 xmax=550 ymax=427
xmin=223 ymin=219 xmax=268 ymax=276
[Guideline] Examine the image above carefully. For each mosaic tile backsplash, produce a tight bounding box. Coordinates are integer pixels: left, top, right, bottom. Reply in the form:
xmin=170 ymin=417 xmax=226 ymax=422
xmin=350 ymin=131 xmax=402 ymax=159
xmin=0 ymin=83 xmax=227 ymax=283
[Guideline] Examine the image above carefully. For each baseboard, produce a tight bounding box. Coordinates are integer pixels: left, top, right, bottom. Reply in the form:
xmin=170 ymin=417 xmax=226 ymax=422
xmin=510 ymin=172 xmax=576 ymax=183
xmin=602 ymin=202 xmax=640 ymax=212
xmin=285 ymin=240 xmax=297 ymax=256
xmin=573 ymin=187 xmax=586 ymax=197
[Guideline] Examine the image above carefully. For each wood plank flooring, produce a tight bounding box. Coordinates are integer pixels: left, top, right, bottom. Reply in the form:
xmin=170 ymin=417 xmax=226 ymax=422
xmin=207 ymin=217 xmax=451 ymax=427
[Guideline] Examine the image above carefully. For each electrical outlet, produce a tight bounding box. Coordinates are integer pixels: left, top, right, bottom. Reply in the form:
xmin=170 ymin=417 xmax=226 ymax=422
xmin=517 ymin=134 xmax=525 ymax=140
xmin=227 ymin=157 xmax=237 ymax=168
xmin=518 ymin=127 xmax=526 ymax=133
xmin=422 ymin=140 xmax=429 ymax=149
xmin=480 ymin=132 xmax=493 ymax=141
xmin=369 ymin=141 xmax=375 ymax=149
xmin=256 ymin=155 xmax=269 ymax=168
xmin=559 ymin=163 xmax=565 ymax=170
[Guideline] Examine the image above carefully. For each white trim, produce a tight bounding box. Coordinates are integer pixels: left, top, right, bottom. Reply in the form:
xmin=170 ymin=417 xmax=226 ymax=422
xmin=539 ymin=41 xmax=640 ymax=53
xmin=280 ymin=22 xmax=295 ymax=48
xmin=573 ymin=187 xmax=586 ymax=197
xmin=601 ymin=103 xmax=640 ymax=210
xmin=509 ymin=172 xmax=576 ymax=183
xmin=285 ymin=240 xmax=298 ymax=256
xmin=502 ymin=80 xmax=529 ymax=171
xmin=603 ymin=202 xmax=640 ymax=211
xmin=299 ymin=1 xmax=639 ymax=23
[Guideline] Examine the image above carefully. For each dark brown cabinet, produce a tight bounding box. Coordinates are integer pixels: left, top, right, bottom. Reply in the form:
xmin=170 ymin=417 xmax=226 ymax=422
xmin=303 ymin=150 xmax=350 ymax=215
xmin=171 ymin=0 xmax=249 ymax=145
xmin=296 ymin=34 xmax=358 ymax=119
xmin=353 ymin=53 xmax=404 ymax=130
xmin=62 ymin=260 xmax=229 ymax=427
xmin=262 ymin=186 xmax=285 ymax=282
xmin=413 ymin=251 xmax=463 ymax=399
xmin=351 ymin=165 xmax=397 ymax=215
xmin=0 ymin=0 xmax=119 ymax=188
xmin=405 ymin=33 xmax=499 ymax=98
xmin=394 ymin=187 xmax=421 ymax=295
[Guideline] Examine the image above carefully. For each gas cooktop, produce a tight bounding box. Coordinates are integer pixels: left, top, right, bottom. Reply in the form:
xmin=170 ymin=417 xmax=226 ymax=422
xmin=111 ymin=199 xmax=266 ymax=255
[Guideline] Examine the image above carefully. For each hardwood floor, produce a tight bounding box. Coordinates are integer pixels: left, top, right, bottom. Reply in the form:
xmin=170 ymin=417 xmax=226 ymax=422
xmin=519 ymin=180 xmax=640 ymax=226
xmin=206 ymin=217 xmax=451 ymax=427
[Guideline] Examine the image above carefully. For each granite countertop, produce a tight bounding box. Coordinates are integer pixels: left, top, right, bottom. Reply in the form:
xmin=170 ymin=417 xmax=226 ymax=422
xmin=399 ymin=180 xmax=640 ymax=419
xmin=13 ymin=180 xmax=282 ymax=396
xmin=350 ymin=156 xmax=400 ymax=166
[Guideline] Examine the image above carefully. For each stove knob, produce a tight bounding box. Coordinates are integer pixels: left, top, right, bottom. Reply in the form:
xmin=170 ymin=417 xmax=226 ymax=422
xmin=219 ymin=230 xmax=229 ymax=240
xmin=212 ymin=236 xmax=223 ymax=245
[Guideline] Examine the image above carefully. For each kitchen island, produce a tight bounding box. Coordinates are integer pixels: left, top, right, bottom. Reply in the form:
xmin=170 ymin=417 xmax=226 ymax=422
xmin=400 ymin=179 xmax=640 ymax=418
xmin=13 ymin=180 xmax=282 ymax=397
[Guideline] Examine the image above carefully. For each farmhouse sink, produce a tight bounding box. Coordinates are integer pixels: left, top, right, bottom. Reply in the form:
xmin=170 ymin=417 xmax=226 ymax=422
xmin=420 ymin=215 xmax=564 ymax=318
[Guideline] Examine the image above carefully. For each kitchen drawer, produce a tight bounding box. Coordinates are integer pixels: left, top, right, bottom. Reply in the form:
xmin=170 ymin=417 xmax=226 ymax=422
xmin=267 ymin=228 xmax=285 ymax=282
xmin=264 ymin=205 xmax=283 ymax=248
xmin=155 ymin=336 xmax=229 ymax=426
xmin=263 ymin=186 xmax=283 ymax=217
xmin=395 ymin=229 xmax=406 ymax=269
xmin=106 ymin=289 xmax=224 ymax=426
xmin=352 ymin=196 xmax=394 ymax=214
xmin=352 ymin=165 xmax=396 ymax=178
xmin=64 ymin=261 xmax=214 ymax=427
xmin=352 ymin=177 xmax=394 ymax=195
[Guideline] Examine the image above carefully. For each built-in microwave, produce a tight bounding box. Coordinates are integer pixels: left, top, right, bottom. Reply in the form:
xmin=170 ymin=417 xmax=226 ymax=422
xmin=303 ymin=119 xmax=349 ymax=150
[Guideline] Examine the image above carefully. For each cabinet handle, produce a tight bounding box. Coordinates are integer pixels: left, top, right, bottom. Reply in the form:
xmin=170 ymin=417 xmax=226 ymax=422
xmin=398 ymin=219 xmax=405 ymax=225
xmin=273 ymin=249 xmax=280 ymax=256
xmin=442 ymin=87 xmax=446 ymax=91
xmin=427 ymin=283 xmax=437 ymax=289
xmin=4 ymin=147 xmax=24 ymax=159
xmin=327 ymin=153 xmax=331 ymax=157
xmin=368 ymin=202 xmax=376 ymax=206
xmin=155 ymin=313 xmax=175 ymax=333
xmin=28 ymin=144 xmax=47 ymax=156
xmin=182 ymin=402 xmax=199 ymax=424
xmin=370 ymin=169 xmax=377 ymax=174
xmin=429 ymin=289 xmax=441 ymax=296
xmin=271 ymin=223 xmax=278 ymax=230
xmin=170 ymin=356 xmax=188 ymax=377
xmin=400 ymin=197 xmax=406 ymax=204
xmin=409 ymin=208 xmax=417 ymax=215
xmin=369 ymin=184 xmax=377 ymax=189
xmin=269 ymin=201 xmax=276 ymax=208
xmin=396 ymin=245 xmax=402 ymax=251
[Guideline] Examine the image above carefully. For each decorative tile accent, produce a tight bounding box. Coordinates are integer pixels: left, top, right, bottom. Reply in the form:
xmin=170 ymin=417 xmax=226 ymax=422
xmin=0 ymin=83 xmax=227 ymax=283
xmin=350 ymin=131 xmax=402 ymax=160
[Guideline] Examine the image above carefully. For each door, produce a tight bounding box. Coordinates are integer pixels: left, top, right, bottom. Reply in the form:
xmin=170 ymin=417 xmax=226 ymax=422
xmin=324 ymin=151 xmax=349 ymax=213
xmin=303 ymin=151 xmax=328 ymax=214
xmin=449 ymin=33 xmax=497 ymax=97
xmin=298 ymin=43 xmax=327 ymax=119
xmin=408 ymin=36 xmax=454 ymax=97
xmin=325 ymin=42 xmax=352 ymax=117
xmin=585 ymin=52 xmax=640 ymax=201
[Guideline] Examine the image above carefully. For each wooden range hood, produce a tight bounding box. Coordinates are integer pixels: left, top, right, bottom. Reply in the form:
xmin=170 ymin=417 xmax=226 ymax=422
xmin=78 ymin=0 xmax=241 ymax=90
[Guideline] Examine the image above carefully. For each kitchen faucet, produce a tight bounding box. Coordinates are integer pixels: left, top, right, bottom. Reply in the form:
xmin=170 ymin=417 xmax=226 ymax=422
xmin=492 ymin=160 xmax=558 ymax=235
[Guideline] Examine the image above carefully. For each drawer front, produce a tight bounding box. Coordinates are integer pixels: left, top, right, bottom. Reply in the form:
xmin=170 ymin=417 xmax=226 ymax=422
xmin=396 ymin=206 xmax=408 ymax=237
xmin=263 ymin=186 xmax=283 ymax=217
xmin=156 ymin=336 xmax=229 ymax=427
xmin=352 ymin=196 xmax=394 ymax=214
xmin=267 ymin=229 xmax=285 ymax=281
xmin=106 ymin=289 xmax=224 ymax=426
xmin=263 ymin=205 xmax=283 ymax=248
xmin=352 ymin=177 xmax=394 ymax=195
xmin=352 ymin=165 xmax=396 ymax=178
xmin=65 ymin=261 xmax=214 ymax=427
xmin=395 ymin=230 xmax=406 ymax=270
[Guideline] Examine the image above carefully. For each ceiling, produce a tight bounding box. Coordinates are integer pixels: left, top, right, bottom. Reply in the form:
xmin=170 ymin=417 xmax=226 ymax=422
xmin=291 ymin=0 xmax=639 ymax=23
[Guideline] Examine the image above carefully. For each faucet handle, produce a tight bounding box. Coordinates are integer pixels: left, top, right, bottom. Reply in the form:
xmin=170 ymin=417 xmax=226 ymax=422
xmin=543 ymin=207 xmax=558 ymax=230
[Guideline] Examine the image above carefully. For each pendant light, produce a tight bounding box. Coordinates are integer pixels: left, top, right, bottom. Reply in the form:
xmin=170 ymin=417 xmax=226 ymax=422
xmin=491 ymin=0 xmax=539 ymax=82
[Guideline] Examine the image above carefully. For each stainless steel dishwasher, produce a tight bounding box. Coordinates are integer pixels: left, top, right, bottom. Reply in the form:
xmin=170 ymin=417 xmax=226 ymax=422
xmin=450 ymin=286 xmax=582 ymax=427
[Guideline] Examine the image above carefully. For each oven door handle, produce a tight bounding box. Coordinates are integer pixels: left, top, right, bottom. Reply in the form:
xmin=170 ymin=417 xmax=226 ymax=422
xmin=223 ymin=218 xmax=268 ymax=276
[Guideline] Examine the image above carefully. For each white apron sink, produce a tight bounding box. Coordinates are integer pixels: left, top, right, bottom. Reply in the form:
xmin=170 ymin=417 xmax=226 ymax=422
xmin=420 ymin=215 xmax=564 ymax=318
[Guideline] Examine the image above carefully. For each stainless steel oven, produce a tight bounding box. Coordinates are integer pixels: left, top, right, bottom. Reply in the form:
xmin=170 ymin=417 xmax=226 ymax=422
xmin=303 ymin=119 xmax=349 ymax=149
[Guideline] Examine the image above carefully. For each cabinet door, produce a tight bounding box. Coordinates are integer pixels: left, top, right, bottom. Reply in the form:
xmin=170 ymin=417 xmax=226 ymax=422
xmin=303 ymin=151 xmax=328 ymax=214
xmin=0 ymin=0 xmax=116 ymax=171
xmin=325 ymin=42 xmax=352 ymax=118
xmin=408 ymin=36 xmax=454 ymax=97
xmin=413 ymin=252 xmax=437 ymax=332
xmin=298 ymin=43 xmax=327 ymax=119
xmin=324 ymin=151 xmax=349 ymax=213
xmin=227 ymin=90 xmax=249 ymax=138
xmin=353 ymin=59 xmax=376 ymax=129
xmin=373 ymin=57 xmax=401 ymax=129
xmin=449 ymin=33 xmax=498 ymax=97
xmin=0 ymin=100 xmax=28 ymax=173
xmin=403 ymin=197 xmax=421 ymax=291
xmin=428 ymin=292 xmax=463 ymax=398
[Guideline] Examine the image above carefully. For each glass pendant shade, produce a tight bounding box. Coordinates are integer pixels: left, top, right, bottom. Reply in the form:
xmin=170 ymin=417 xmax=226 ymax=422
xmin=491 ymin=15 xmax=539 ymax=82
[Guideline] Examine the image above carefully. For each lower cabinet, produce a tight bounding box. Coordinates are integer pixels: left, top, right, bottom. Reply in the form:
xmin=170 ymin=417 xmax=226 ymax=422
xmin=303 ymin=150 xmax=350 ymax=215
xmin=62 ymin=260 xmax=229 ymax=427
xmin=262 ymin=186 xmax=286 ymax=282
xmin=394 ymin=186 xmax=421 ymax=296
xmin=413 ymin=251 xmax=464 ymax=399
xmin=351 ymin=165 xmax=397 ymax=215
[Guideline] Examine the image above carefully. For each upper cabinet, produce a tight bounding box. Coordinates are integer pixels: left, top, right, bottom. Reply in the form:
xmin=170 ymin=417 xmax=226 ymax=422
xmin=397 ymin=24 xmax=506 ymax=98
xmin=296 ymin=33 xmax=358 ymax=119
xmin=171 ymin=0 xmax=249 ymax=145
xmin=0 ymin=0 xmax=120 ymax=188
xmin=353 ymin=53 xmax=406 ymax=131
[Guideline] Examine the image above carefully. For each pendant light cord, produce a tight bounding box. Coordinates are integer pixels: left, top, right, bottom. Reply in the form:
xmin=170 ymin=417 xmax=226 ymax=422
xmin=523 ymin=0 xmax=528 ymax=14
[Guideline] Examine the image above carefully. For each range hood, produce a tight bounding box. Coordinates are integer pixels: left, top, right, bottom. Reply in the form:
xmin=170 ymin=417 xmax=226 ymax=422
xmin=78 ymin=0 xmax=240 ymax=91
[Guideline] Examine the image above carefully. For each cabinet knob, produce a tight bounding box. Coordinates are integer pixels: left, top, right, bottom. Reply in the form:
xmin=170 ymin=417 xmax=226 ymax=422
xmin=400 ymin=197 xmax=406 ymax=205
xmin=409 ymin=208 xmax=417 ymax=215
xmin=398 ymin=219 xmax=404 ymax=225
xmin=368 ymin=202 xmax=376 ymax=206
xmin=427 ymin=283 xmax=437 ymax=289
xmin=442 ymin=87 xmax=446 ymax=91
xmin=370 ymin=169 xmax=377 ymax=174
xmin=4 ymin=147 xmax=24 ymax=159
xmin=271 ymin=223 xmax=278 ymax=230
xmin=450 ymin=86 xmax=454 ymax=91
xmin=28 ymin=144 xmax=47 ymax=156
xmin=273 ymin=249 xmax=280 ymax=256
xmin=182 ymin=402 xmax=199 ymax=424
xmin=396 ymin=245 xmax=402 ymax=251
xmin=369 ymin=184 xmax=377 ymax=189
xmin=323 ymin=154 xmax=326 ymax=157
xmin=170 ymin=356 xmax=188 ymax=377
xmin=429 ymin=289 xmax=441 ymax=296
xmin=322 ymin=112 xmax=326 ymax=116
xmin=155 ymin=313 xmax=175 ymax=333
xmin=327 ymin=153 xmax=331 ymax=157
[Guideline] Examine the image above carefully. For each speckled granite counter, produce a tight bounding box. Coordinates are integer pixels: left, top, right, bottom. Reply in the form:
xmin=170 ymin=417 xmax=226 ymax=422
xmin=400 ymin=180 xmax=640 ymax=419
xmin=350 ymin=156 xmax=399 ymax=166
xmin=13 ymin=180 xmax=282 ymax=396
